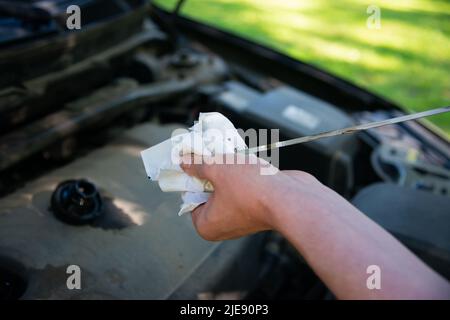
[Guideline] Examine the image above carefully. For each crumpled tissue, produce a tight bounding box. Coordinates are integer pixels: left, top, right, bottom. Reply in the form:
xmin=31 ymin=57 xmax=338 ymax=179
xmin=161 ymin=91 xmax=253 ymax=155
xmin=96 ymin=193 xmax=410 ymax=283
xmin=140 ymin=112 xmax=247 ymax=215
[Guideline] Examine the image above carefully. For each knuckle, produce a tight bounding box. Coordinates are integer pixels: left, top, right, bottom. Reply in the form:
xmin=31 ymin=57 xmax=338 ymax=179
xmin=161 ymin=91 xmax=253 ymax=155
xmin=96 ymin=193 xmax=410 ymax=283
xmin=196 ymin=226 xmax=219 ymax=241
xmin=192 ymin=211 xmax=221 ymax=241
xmin=290 ymin=170 xmax=317 ymax=182
xmin=301 ymin=171 xmax=318 ymax=182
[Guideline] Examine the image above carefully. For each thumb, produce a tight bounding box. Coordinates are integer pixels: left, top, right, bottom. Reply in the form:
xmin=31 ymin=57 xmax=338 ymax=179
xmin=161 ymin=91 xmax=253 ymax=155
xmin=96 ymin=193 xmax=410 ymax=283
xmin=180 ymin=154 xmax=217 ymax=181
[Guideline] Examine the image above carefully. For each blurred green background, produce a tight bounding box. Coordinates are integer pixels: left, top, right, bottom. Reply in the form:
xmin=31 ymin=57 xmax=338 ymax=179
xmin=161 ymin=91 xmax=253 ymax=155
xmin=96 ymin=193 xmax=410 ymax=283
xmin=154 ymin=0 xmax=450 ymax=136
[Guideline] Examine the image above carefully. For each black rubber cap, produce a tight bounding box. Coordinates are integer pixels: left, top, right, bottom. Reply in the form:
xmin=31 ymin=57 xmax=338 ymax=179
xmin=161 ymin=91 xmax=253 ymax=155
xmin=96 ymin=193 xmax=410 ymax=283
xmin=51 ymin=179 xmax=103 ymax=225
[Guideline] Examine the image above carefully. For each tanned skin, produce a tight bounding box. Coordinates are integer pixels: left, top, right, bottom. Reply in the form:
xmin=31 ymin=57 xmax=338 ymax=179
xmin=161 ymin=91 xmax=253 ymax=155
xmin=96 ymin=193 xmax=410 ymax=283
xmin=181 ymin=154 xmax=450 ymax=300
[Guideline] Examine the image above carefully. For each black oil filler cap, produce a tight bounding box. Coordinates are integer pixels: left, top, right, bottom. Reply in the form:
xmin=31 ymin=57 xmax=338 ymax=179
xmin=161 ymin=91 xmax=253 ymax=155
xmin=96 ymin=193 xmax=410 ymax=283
xmin=51 ymin=179 xmax=103 ymax=225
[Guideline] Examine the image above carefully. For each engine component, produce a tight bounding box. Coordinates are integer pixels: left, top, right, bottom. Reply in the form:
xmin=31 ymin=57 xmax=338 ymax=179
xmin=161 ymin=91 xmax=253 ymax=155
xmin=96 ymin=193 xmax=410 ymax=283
xmin=0 ymin=50 xmax=227 ymax=172
xmin=0 ymin=257 xmax=28 ymax=300
xmin=354 ymin=110 xmax=450 ymax=168
xmin=354 ymin=110 xmax=450 ymax=196
xmin=371 ymin=143 xmax=450 ymax=197
xmin=352 ymin=182 xmax=450 ymax=279
xmin=51 ymin=179 xmax=103 ymax=225
xmin=170 ymin=49 xmax=201 ymax=69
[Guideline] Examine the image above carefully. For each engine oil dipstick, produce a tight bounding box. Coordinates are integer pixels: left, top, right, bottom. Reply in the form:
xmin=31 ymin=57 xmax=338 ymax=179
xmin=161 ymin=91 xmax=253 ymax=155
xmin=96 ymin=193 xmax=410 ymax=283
xmin=241 ymin=106 xmax=450 ymax=155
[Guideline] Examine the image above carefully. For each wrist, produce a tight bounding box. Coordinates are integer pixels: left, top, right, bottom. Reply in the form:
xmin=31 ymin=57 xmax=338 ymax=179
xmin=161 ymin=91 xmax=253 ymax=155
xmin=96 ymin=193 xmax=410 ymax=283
xmin=260 ymin=175 xmax=300 ymax=232
xmin=262 ymin=173 xmax=335 ymax=234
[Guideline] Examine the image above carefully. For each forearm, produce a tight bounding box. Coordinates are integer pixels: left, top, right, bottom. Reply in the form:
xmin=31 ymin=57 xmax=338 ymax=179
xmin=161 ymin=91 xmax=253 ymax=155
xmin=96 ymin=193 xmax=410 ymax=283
xmin=267 ymin=180 xmax=450 ymax=299
xmin=180 ymin=158 xmax=449 ymax=299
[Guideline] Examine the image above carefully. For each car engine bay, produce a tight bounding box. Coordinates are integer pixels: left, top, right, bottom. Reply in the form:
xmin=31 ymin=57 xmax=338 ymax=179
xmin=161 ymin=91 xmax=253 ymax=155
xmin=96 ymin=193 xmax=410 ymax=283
xmin=0 ymin=0 xmax=449 ymax=300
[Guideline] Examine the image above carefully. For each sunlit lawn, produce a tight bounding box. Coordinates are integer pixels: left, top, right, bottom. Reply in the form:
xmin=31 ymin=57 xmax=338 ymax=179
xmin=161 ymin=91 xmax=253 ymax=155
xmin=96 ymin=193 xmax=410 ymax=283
xmin=155 ymin=0 xmax=450 ymax=136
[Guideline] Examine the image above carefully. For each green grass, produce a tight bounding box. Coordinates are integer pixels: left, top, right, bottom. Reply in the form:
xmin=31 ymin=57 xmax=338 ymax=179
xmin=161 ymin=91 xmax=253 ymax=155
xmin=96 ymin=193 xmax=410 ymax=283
xmin=154 ymin=0 xmax=450 ymax=136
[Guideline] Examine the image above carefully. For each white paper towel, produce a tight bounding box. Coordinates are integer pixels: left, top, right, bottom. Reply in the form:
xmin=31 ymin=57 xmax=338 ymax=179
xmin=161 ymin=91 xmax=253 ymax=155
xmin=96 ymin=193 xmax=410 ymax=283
xmin=140 ymin=112 xmax=247 ymax=215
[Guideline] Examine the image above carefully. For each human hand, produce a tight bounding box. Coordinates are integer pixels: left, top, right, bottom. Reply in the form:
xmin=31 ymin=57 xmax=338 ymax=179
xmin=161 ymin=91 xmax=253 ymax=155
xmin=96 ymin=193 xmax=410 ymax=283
xmin=180 ymin=154 xmax=326 ymax=241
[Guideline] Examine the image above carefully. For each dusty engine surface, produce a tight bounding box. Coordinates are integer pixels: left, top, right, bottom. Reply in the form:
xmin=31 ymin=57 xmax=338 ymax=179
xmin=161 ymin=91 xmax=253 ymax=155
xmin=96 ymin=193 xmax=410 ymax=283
xmin=0 ymin=123 xmax=265 ymax=299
